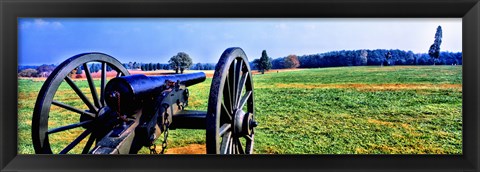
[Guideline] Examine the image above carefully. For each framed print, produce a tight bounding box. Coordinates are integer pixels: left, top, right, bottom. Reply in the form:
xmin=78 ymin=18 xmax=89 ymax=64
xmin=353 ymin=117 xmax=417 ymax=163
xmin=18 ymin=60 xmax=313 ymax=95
xmin=1 ymin=0 xmax=480 ymax=171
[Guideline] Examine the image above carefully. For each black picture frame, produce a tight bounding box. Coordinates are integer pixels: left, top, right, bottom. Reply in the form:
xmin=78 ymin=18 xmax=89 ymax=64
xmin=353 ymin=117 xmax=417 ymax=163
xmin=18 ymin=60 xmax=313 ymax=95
xmin=1 ymin=0 xmax=479 ymax=171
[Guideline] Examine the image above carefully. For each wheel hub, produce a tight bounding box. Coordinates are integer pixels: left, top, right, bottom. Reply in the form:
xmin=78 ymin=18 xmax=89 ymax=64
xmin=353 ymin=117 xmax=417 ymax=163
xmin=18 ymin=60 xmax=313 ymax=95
xmin=233 ymin=109 xmax=256 ymax=136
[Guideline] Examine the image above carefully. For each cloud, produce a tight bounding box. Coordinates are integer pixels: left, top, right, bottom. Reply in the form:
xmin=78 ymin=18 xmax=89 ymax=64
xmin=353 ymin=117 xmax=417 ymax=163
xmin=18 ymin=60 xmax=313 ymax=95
xmin=20 ymin=19 xmax=63 ymax=30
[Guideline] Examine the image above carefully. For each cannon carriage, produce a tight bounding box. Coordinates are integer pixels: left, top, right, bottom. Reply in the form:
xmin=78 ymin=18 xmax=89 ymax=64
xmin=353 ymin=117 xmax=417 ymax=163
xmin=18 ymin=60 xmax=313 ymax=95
xmin=32 ymin=47 xmax=256 ymax=154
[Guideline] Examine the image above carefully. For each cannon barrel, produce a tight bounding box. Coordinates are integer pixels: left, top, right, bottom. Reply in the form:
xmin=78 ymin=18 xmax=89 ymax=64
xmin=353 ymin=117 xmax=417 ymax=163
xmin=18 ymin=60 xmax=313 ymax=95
xmin=105 ymin=72 xmax=206 ymax=114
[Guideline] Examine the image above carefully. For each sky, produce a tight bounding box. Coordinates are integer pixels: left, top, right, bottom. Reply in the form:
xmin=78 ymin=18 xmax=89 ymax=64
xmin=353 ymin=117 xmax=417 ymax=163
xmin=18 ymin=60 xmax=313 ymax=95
xmin=18 ymin=18 xmax=462 ymax=65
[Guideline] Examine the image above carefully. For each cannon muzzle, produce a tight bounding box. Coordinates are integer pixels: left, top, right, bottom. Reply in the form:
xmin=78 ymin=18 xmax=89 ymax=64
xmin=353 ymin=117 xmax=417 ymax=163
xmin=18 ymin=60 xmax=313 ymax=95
xmin=105 ymin=72 xmax=206 ymax=114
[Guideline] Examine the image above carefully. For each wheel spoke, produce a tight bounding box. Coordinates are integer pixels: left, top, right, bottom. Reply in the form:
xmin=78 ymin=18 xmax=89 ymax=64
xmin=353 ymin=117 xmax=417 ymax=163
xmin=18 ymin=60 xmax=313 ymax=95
xmin=220 ymin=131 xmax=232 ymax=154
xmin=229 ymin=137 xmax=235 ymax=154
xmin=238 ymin=91 xmax=252 ymax=110
xmin=234 ymin=137 xmax=239 ymax=154
xmin=236 ymin=72 xmax=248 ymax=108
xmin=219 ymin=123 xmax=231 ymax=136
xmin=100 ymin=62 xmax=107 ymax=106
xmin=64 ymin=76 xmax=97 ymax=113
xmin=244 ymin=134 xmax=253 ymax=141
xmin=59 ymin=129 xmax=92 ymax=154
xmin=52 ymin=100 xmax=96 ymax=118
xmin=236 ymin=138 xmax=245 ymax=154
xmin=82 ymin=133 xmax=96 ymax=154
xmin=83 ymin=63 xmax=101 ymax=108
xmin=221 ymin=102 xmax=232 ymax=121
xmin=223 ymin=75 xmax=233 ymax=114
xmin=245 ymin=134 xmax=255 ymax=154
xmin=234 ymin=59 xmax=243 ymax=106
xmin=116 ymin=70 xmax=122 ymax=77
xmin=47 ymin=120 xmax=93 ymax=134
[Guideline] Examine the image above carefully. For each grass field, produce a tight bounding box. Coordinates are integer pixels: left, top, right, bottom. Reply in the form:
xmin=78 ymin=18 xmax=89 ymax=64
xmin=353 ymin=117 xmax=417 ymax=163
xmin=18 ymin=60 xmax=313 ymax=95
xmin=18 ymin=65 xmax=462 ymax=154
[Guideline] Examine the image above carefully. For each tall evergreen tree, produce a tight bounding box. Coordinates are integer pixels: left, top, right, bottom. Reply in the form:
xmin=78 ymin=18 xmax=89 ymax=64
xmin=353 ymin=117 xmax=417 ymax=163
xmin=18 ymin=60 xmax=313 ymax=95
xmin=256 ymin=50 xmax=272 ymax=74
xmin=428 ymin=25 xmax=442 ymax=65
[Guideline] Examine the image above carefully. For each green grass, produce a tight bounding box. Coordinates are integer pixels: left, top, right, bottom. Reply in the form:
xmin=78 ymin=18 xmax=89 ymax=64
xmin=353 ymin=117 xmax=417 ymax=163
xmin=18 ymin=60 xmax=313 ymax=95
xmin=18 ymin=66 xmax=462 ymax=154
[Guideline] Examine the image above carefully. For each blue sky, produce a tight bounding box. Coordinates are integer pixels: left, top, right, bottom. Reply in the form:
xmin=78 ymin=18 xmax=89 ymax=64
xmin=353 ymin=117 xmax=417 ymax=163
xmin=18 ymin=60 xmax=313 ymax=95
xmin=18 ymin=18 xmax=462 ymax=65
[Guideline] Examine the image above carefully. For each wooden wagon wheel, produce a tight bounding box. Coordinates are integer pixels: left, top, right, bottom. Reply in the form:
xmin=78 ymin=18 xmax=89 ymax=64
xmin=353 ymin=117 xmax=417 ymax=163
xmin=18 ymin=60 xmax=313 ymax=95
xmin=206 ymin=47 xmax=257 ymax=154
xmin=32 ymin=53 xmax=130 ymax=154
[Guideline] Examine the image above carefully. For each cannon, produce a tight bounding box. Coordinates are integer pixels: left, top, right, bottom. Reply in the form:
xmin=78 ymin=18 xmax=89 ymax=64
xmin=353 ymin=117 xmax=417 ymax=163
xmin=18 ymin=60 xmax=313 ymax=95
xmin=31 ymin=47 xmax=256 ymax=154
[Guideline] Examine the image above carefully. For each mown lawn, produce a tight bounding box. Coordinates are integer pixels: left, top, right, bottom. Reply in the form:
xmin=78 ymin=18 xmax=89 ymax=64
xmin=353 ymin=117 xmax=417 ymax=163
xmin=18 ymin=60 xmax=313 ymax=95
xmin=18 ymin=66 xmax=462 ymax=154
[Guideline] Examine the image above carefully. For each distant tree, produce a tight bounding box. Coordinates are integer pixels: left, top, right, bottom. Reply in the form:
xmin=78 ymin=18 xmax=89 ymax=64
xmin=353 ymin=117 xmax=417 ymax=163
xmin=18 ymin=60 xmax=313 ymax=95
xmin=169 ymin=55 xmax=180 ymax=73
xmin=132 ymin=62 xmax=137 ymax=69
xmin=284 ymin=55 xmax=300 ymax=68
xmin=358 ymin=50 xmax=368 ymax=66
xmin=406 ymin=51 xmax=415 ymax=65
xmin=148 ymin=63 xmax=153 ymax=71
xmin=169 ymin=52 xmax=193 ymax=74
xmin=18 ymin=68 xmax=38 ymax=77
xmin=74 ymin=67 xmax=83 ymax=78
xmin=203 ymin=63 xmax=214 ymax=70
xmin=75 ymin=67 xmax=83 ymax=74
xmin=88 ymin=64 xmax=94 ymax=73
xmin=383 ymin=51 xmax=392 ymax=66
xmin=106 ymin=65 xmax=113 ymax=72
xmin=254 ymin=50 xmax=272 ymax=74
xmin=252 ymin=59 xmax=261 ymax=71
xmin=415 ymin=53 xmax=429 ymax=65
xmin=89 ymin=63 xmax=101 ymax=73
xmin=36 ymin=64 xmax=55 ymax=76
xmin=193 ymin=63 xmax=201 ymax=70
xmin=428 ymin=25 xmax=442 ymax=65
xmin=141 ymin=64 xmax=146 ymax=71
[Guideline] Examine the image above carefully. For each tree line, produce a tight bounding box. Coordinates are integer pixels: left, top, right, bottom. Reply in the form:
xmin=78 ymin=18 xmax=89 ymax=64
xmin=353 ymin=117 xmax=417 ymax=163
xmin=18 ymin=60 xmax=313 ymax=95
xmin=250 ymin=49 xmax=461 ymax=71
xmin=18 ymin=52 xmax=211 ymax=77
xmin=120 ymin=62 xmax=215 ymax=71
xmin=278 ymin=49 xmax=462 ymax=69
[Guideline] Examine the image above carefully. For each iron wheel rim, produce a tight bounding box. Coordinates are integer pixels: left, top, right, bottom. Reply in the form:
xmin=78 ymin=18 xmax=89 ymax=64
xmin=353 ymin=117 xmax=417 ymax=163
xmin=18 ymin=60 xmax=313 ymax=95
xmin=32 ymin=53 xmax=130 ymax=154
xmin=206 ymin=47 xmax=255 ymax=154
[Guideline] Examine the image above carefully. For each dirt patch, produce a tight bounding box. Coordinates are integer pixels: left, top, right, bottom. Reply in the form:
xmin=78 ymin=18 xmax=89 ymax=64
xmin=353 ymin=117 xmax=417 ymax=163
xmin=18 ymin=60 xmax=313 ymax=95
xmin=271 ymin=83 xmax=462 ymax=91
xmin=205 ymin=73 xmax=214 ymax=78
xmin=164 ymin=144 xmax=206 ymax=154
